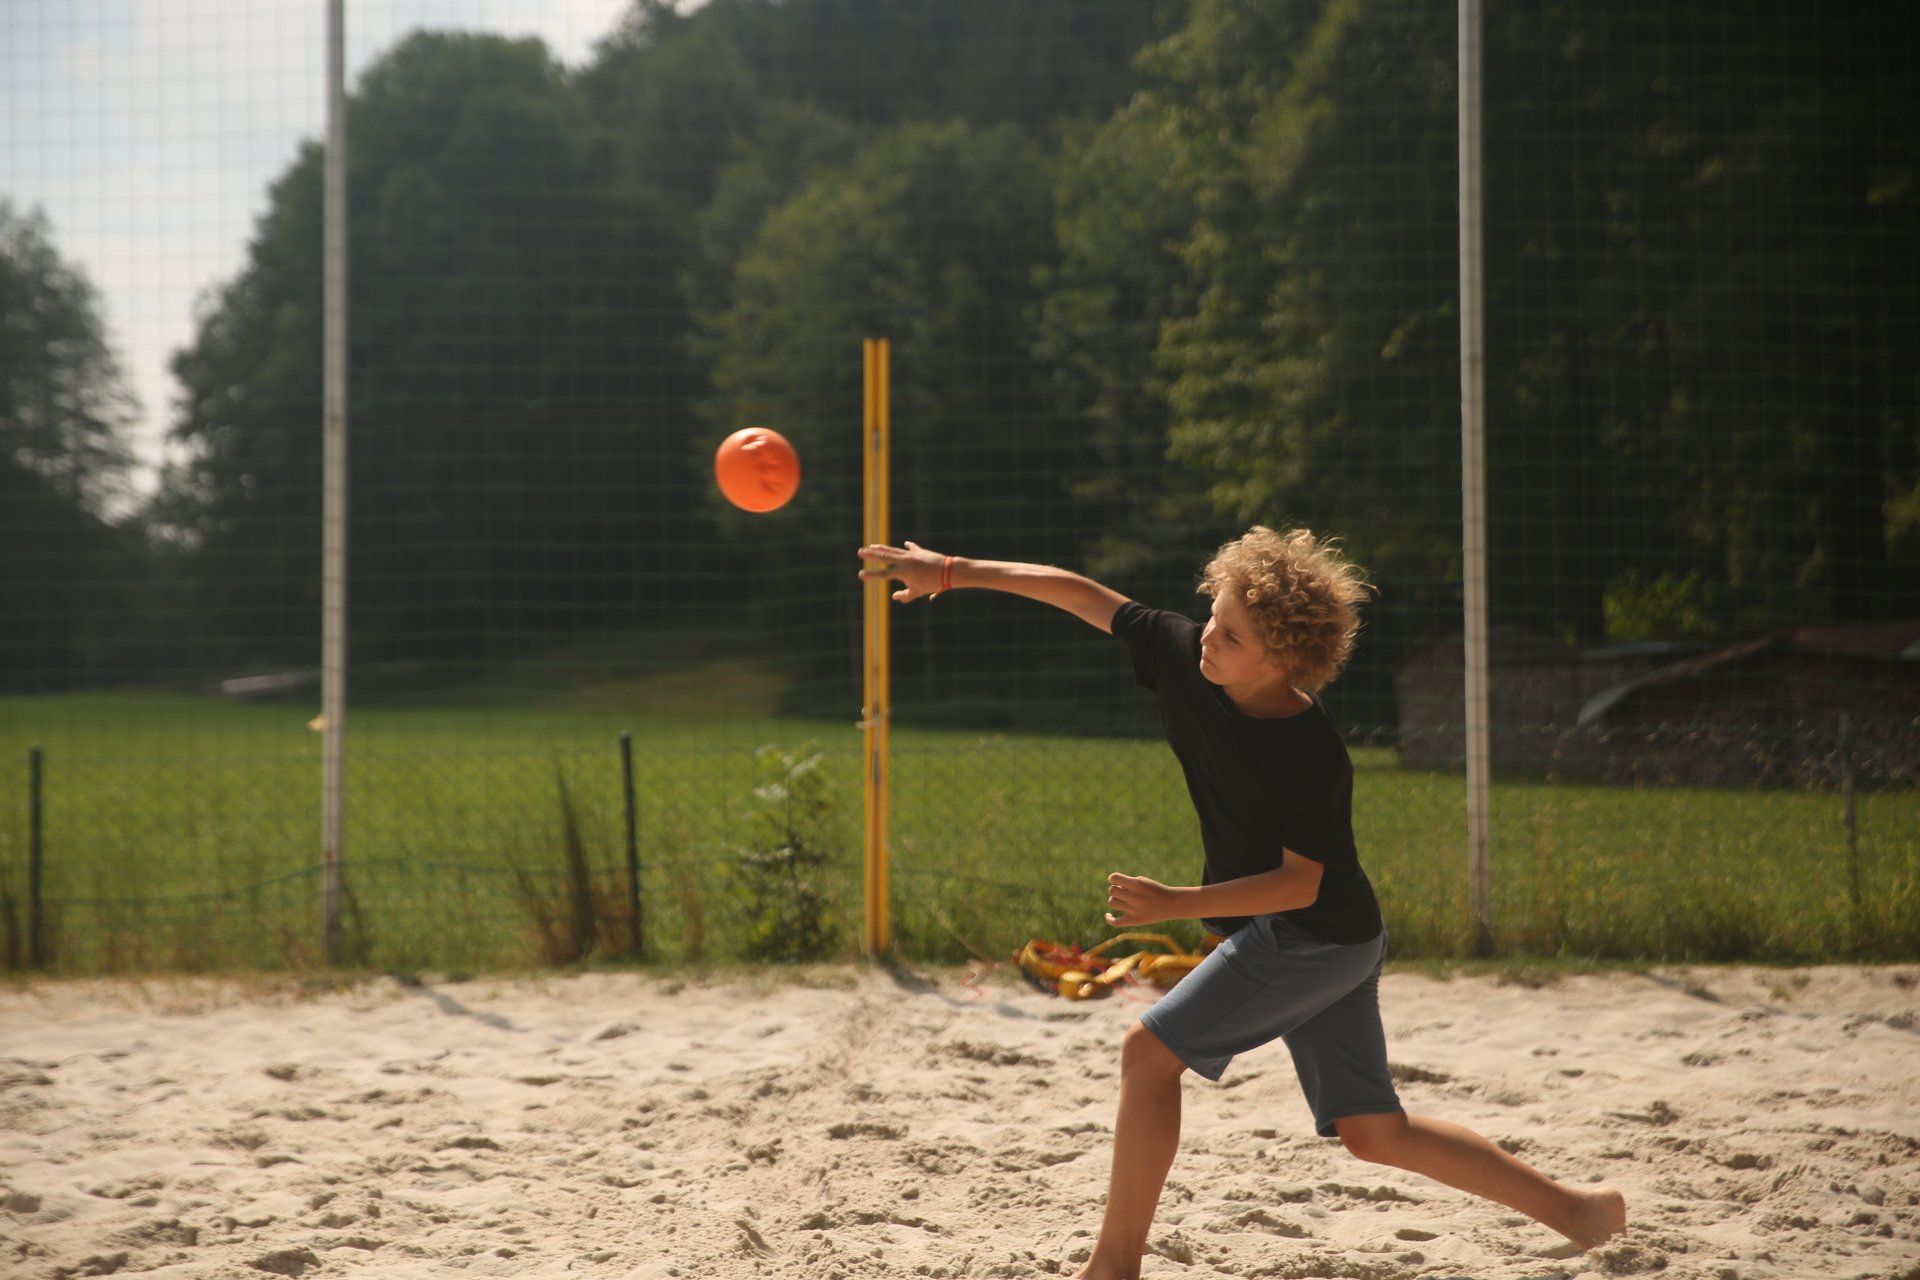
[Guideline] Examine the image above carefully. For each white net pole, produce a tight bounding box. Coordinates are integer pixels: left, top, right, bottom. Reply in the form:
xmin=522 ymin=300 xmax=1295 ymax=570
xmin=321 ymin=0 xmax=349 ymax=964
xmin=1458 ymin=0 xmax=1493 ymax=954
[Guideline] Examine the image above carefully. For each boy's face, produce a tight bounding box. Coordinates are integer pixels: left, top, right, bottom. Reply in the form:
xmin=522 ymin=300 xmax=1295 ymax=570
xmin=1199 ymin=592 xmax=1286 ymax=687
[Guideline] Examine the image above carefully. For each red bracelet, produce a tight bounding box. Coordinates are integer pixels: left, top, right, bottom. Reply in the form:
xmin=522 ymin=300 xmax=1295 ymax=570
xmin=940 ymin=555 xmax=955 ymax=593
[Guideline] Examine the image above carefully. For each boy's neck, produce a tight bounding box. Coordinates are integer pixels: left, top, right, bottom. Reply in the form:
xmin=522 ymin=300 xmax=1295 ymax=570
xmin=1223 ymin=675 xmax=1312 ymax=719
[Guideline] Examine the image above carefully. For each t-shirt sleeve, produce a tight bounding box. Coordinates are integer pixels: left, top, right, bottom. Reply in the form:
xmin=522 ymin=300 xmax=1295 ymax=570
xmin=1270 ymin=727 xmax=1357 ymax=871
xmin=1277 ymin=809 xmax=1350 ymax=869
xmin=1110 ymin=600 xmax=1198 ymax=693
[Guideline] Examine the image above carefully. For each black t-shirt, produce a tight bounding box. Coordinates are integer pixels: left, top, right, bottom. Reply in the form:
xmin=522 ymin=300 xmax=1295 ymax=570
xmin=1111 ymin=600 xmax=1383 ymax=945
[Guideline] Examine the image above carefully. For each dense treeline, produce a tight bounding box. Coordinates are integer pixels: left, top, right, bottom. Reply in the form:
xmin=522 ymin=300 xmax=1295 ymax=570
xmin=0 ymin=202 xmax=148 ymax=693
xmin=4 ymin=0 xmax=1914 ymax=724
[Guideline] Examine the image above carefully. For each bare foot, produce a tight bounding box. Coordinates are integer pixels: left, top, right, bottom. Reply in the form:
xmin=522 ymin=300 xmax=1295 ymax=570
xmin=1070 ymin=1257 xmax=1138 ymax=1280
xmin=1564 ymin=1184 xmax=1627 ymax=1250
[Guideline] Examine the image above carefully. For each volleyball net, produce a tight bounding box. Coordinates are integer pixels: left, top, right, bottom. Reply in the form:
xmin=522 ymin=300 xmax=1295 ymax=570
xmin=1 ymin=1 xmax=1913 ymax=971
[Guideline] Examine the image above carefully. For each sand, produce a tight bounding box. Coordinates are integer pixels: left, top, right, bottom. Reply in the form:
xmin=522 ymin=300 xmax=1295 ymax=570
xmin=3 ymin=962 xmax=1917 ymax=1280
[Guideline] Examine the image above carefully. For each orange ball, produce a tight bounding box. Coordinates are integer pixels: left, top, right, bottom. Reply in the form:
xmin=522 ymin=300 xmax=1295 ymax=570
xmin=714 ymin=427 xmax=801 ymax=513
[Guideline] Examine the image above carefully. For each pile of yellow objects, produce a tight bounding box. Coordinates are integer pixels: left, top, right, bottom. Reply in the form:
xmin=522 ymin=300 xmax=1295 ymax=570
xmin=1015 ymin=932 xmax=1213 ymax=1000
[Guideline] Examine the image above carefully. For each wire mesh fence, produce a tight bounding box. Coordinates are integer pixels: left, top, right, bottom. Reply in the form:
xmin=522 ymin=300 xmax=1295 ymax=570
xmin=2 ymin=0 xmax=1914 ymax=974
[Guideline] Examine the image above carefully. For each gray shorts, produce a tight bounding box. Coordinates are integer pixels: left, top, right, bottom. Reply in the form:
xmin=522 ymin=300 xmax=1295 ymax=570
xmin=1138 ymin=914 xmax=1402 ymax=1137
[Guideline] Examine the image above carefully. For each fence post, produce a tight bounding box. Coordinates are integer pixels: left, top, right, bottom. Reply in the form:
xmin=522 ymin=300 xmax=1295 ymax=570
xmin=621 ymin=732 xmax=642 ymax=958
xmin=28 ymin=746 xmax=44 ymax=969
xmin=1840 ymin=713 xmax=1859 ymax=951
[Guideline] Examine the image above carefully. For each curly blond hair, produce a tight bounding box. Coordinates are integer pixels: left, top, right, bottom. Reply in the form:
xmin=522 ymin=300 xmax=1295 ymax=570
xmin=1198 ymin=526 xmax=1373 ymax=692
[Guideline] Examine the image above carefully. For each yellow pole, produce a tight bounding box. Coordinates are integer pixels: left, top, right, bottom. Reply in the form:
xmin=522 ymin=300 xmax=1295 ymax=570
xmin=863 ymin=340 xmax=875 ymax=953
xmin=876 ymin=339 xmax=892 ymax=953
xmin=861 ymin=339 xmax=892 ymax=955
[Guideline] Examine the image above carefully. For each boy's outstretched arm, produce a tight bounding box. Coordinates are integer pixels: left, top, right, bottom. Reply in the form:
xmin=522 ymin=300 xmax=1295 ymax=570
xmin=856 ymin=540 xmax=1128 ymax=633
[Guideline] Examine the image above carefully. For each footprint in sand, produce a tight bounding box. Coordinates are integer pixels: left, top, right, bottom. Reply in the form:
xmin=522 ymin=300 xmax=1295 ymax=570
xmin=1585 ymin=1231 xmax=1677 ymax=1274
xmin=1209 ymin=1206 xmax=1310 ymax=1238
xmin=248 ymin=1246 xmax=323 ymax=1276
xmin=1387 ymin=1062 xmax=1454 ymax=1085
xmin=108 ymin=1217 xmax=200 ymax=1247
xmin=826 ymin=1121 xmax=905 ymax=1140
xmin=943 ymin=1039 xmax=1051 ymax=1069
xmin=84 ymin=1173 xmax=169 ymax=1203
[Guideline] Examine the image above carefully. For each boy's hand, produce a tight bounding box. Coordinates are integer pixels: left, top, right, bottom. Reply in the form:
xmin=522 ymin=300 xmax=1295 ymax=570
xmin=857 ymin=540 xmax=947 ymax=603
xmin=1105 ymin=872 xmax=1182 ymax=928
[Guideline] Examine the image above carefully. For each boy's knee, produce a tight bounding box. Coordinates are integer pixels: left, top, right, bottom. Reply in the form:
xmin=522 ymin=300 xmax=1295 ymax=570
xmin=1335 ymin=1114 xmax=1406 ymax=1166
xmin=1120 ymin=1022 xmax=1184 ymax=1079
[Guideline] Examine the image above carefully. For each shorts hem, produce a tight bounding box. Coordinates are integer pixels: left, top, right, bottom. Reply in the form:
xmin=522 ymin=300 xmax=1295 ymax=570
xmin=1136 ymin=1013 xmax=1228 ymax=1082
xmin=1312 ymin=1102 xmax=1405 ymax=1139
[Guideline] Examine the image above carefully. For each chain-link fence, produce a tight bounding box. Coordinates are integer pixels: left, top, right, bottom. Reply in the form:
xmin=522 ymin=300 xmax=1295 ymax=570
xmin=3 ymin=0 xmax=1914 ymax=974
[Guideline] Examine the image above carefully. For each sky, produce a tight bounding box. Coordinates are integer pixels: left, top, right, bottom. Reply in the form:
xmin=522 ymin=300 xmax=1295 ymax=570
xmin=1 ymin=0 xmax=641 ymax=512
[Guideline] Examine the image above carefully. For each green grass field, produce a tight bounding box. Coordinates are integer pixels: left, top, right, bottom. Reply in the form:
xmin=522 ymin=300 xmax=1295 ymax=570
xmin=2 ymin=684 xmax=1914 ymax=974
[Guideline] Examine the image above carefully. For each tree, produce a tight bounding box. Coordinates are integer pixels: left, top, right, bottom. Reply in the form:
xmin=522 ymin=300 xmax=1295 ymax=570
xmin=1037 ymin=104 xmax=1210 ymax=606
xmin=345 ymin=33 xmax=681 ymax=652
xmin=156 ymin=141 xmax=326 ymax=667
xmin=0 ymin=201 xmax=138 ymax=515
xmin=589 ymin=0 xmax=1171 ymax=141
xmin=0 ymin=203 xmax=144 ymax=690
xmin=163 ymin=33 xmax=681 ymax=666
xmin=1515 ymin=5 xmax=1920 ymax=632
xmin=1130 ymin=0 xmax=1918 ymax=657
xmin=696 ymin=120 xmax=1070 ymax=714
xmin=1147 ymin=0 xmax=1460 ymax=589
xmin=1105 ymin=0 xmax=1460 ymax=724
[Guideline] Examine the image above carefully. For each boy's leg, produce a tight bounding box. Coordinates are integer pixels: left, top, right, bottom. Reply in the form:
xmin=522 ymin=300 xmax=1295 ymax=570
xmin=1334 ymin=1111 xmax=1626 ymax=1248
xmin=1074 ymin=1022 xmax=1187 ymax=1280
xmin=1075 ymin=919 xmax=1382 ymax=1277
xmin=1285 ymin=951 xmax=1623 ymax=1250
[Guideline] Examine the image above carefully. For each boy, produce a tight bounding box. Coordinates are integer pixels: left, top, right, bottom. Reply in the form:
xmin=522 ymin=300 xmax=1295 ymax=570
xmin=856 ymin=528 xmax=1625 ymax=1277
